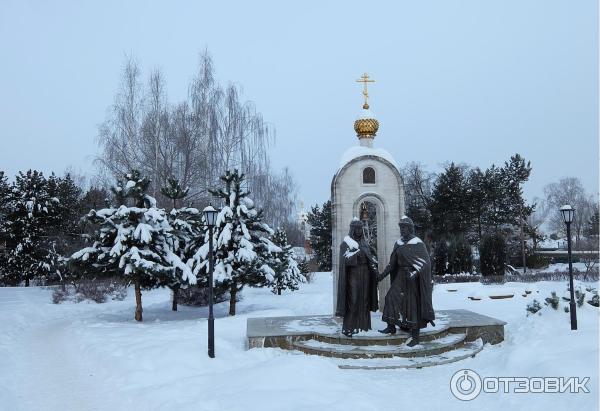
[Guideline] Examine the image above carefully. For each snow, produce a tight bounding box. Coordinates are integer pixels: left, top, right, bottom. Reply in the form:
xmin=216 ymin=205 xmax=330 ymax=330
xmin=133 ymin=223 xmax=153 ymax=243
xmin=343 ymin=235 xmax=359 ymax=250
xmin=218 ymin=222 xmax=232 ymax=246
xmin=237 ymin=244 xmax=257 ymax=262
xmin=262 ymin=238 xmax=282 ymax=253
xmin=70 ymin=247 xmax=97 ymax=261
xmin=343 ymin=236 xmax=360 ymax=258
xmin=260 ymin=264 xmax=276 ymax=282
xmin=397 ymin=236 xmax=424 ymax=246
xmin=544 ymin=262 xmax=590 ymax=272
xmin=0 ymin=274 xmax=597 ymax=410
xmin=338 ymin=145 xmax=398 ymax=169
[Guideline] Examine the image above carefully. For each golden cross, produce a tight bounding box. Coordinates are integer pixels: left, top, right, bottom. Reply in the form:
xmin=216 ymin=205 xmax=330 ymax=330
xmin=356 ymin=73 xmax=375 ymax=107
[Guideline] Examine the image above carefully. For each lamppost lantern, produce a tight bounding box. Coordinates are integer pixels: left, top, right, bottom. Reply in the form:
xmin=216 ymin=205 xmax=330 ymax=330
xmin=559 ymin=204 xmax=577 ymax=330
xmin=203 ymin=204 xmax=218 ymax=227
xmin=202 ymin=203 xmax=219 ymax=358
xmin=560 ymin=204 xmax=575 ymax=224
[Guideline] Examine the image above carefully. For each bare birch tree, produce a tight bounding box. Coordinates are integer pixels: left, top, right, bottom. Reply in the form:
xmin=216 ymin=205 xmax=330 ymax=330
xmin=544 ymin=177 xmax=594 ymax=245
xmin=96 ymin=50 xmax=298 ymax=227
xmin=96 ymin=56 xmax=144 ymax=180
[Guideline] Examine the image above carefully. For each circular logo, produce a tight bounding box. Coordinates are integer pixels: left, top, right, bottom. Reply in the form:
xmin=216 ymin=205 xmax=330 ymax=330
xmin=450 ymin=369 xmax=482 ymax=401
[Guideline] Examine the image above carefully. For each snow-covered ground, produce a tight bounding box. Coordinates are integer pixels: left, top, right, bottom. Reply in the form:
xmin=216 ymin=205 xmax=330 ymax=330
xmin=541 ymin=262 xmax=595 ymax=272
xmin=0 ymin=273 xmax=598 ymax=411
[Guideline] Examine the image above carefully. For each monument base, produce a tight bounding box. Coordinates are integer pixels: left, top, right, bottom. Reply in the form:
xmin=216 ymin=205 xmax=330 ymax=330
xmin=246 ymin=310 xmax=506 ymax=368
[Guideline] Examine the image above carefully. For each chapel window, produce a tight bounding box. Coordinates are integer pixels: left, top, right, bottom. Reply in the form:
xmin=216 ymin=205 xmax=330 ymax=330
xmin=363 ymin=167 xmax=375 ymax=184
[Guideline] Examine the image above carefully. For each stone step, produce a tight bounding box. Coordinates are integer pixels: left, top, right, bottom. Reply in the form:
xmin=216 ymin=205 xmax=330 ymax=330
xmin=337 ymin=339 xmax=484 ymax=369
xmin=292 ymin=332 xmax=467 ymax=359
xmin=313 ymin=325 xmax=451 ymax=346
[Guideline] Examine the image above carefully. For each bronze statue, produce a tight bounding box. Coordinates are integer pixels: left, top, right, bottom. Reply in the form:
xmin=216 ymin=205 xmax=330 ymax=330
xmin=377 ymin=216 xmax=435 ymax=346
xmin=335 ymin=219 xmax=379 ymax=337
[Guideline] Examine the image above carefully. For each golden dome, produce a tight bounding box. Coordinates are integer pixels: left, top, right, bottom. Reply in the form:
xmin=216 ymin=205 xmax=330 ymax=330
xmin=354 ymin=103 xmax=379 ymax=138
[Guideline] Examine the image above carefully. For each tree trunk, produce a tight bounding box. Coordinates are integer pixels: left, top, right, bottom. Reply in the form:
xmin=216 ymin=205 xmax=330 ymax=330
xmin=277 ymin=288 xmax=281 ymax=296
xmin=172 ymin=286 xmax=178 ymax=311
xmin=134 ymin=278 xmax=143 ymax=322
xmin=520 ymin=206 xmax=526 ymax=274
xmin=229 ymin=283 xmax=237 ymax=316
xmin=25 ymin=274 xmax=30 ymax=287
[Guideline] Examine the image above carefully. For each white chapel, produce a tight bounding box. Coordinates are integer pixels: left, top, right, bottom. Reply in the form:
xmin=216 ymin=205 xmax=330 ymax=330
xmin=331 ymin=74 xmax=406 ymax=311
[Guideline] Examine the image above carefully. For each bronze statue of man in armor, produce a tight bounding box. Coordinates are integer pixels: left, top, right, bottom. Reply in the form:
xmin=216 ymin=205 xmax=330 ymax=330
xmin=377 ymin=216 xmax=435 ymax=346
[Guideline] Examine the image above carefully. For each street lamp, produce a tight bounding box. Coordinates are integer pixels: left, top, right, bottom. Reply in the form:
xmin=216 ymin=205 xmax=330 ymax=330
xmin=203 ymin=204 xmax=218 ymax=357
xmin=559 ymin=204 xmax=577 ymax=330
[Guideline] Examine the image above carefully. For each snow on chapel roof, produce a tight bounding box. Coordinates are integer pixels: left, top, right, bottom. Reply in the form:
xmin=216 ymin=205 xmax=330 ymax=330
xmin=338 ymin=145 xmax=398 ymax=169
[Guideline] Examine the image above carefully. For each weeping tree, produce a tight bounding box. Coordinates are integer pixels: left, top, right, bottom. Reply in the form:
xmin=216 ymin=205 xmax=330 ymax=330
xmin=96 ymin=51 xmax=297 ymax=228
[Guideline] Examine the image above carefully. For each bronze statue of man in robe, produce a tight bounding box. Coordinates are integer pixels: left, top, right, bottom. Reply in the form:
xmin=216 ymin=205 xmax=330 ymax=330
xmin=377 ymin=216 xmax=435 ymax=346
xmin=335 ymin=219 xmax=379 ymax=337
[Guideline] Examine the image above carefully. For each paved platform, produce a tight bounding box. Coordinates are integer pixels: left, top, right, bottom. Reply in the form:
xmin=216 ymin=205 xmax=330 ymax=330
xmin=247 ymin=309 xmax=506 ymax=350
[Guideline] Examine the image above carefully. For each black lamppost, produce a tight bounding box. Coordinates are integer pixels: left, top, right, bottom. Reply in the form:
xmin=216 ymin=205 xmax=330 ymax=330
xmin=203 ymin=204 xmax=218 ymax=357
xmin=560 ymin=204 xmax=577 ymax=330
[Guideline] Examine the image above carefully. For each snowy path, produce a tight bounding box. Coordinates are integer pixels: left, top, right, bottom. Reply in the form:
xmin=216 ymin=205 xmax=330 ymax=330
xmin=0 ymin=289 xmax=117 ymax=411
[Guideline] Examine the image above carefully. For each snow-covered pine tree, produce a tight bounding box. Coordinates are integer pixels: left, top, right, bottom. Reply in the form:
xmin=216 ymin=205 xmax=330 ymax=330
xmin=166 ymin=204 xmax=202 ymax=310
xmin=162 ymin=177 xmax=201 ymax=311
xmin=269 ymin=228 xmax=305 ymax=295
xmin=0 ymin=171 xmax=11 ymax=285
xmin=46 ymin=173 xmax=84 ymax=284
xmin=3 ymin=170 xmax=60 ymax=286
xmin=0 ymin=171 xmax=10 ymax=237
xmin=161 ymin=177 xmax=189 ymax=210
xmin=54 ymin=174 xmax=83 ymax=235
xmin=191 ymin=169 xmax=281 ymax=316
xmin=70 ymin=170 xmax=195 ymax=321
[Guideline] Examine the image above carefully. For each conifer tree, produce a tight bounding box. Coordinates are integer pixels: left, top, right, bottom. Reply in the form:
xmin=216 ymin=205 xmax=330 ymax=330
xmin=55 ymin=174 xmax=83 ymax=234
xmin=4 ymin=170 xmax=59 ymax=286
xmin=479 ymin=232 xmax=507 ymax=276
xmin=70 ymin=170 xmax=195 ymax=321
xmin=433 ymin=240 xmax=448 ymax=276
xmin=430 ymin=163 xmax=470 ymax=237
xmin=269 ymin=228 xmax=304 ymax=295
xmin=501 ymin=154 xmax=533 ymax=225
xmin=0 ymin=171 xmax=10 ymax=239
xmin=0 ymin=171 xmax=11 ymax=285
xmin=161 ymin=177 xmax=189 ymax=209
xmin=307 ymin=200 xmax=332 ymax=271
xmin=162 ymin=177 xmax=200 ymax=311
xmin=191 ymin=169 xmax=280 ymax=316
xmin=447 ymin=236 xmax=472 ymax=274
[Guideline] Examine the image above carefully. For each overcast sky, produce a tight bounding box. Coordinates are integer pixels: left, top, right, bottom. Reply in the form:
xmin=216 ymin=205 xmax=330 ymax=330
xmin=0 ymin=0 xmax=597 ymax=209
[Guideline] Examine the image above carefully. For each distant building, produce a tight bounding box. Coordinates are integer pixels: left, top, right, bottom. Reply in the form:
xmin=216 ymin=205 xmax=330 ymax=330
xmin=297 ymin=201 xmax=311 ymax=242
